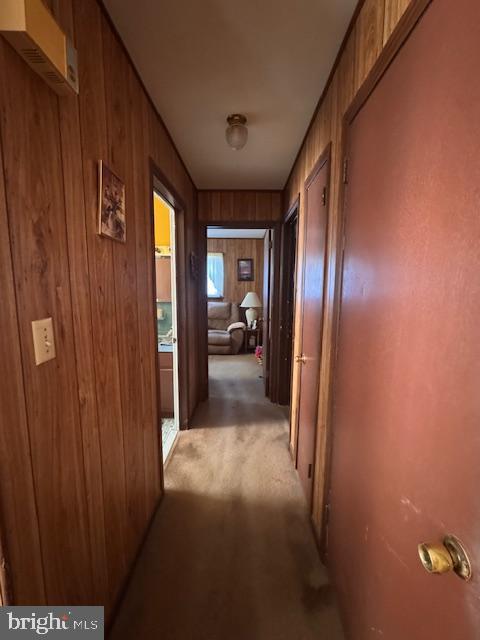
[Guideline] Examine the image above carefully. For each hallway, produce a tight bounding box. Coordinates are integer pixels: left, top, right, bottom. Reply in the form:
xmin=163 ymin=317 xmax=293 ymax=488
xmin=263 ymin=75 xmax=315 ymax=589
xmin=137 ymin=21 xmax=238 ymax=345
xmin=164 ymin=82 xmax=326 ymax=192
xmin=111 ymin=355 xmax=344 ymax=639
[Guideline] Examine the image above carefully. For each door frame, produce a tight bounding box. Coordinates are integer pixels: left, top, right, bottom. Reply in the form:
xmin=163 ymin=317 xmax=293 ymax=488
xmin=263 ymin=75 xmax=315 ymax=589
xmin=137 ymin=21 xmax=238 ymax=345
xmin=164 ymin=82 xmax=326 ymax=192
xmin=198 ymin=219 xmax=282 ymax=401
xmin=278 ymin=196 xmax=300 ymax=409
xmin=150 ymin=162 xmax=189 ymax=436
xmin=0 ymin=525 xmax=11 ymax=605
xmin=293 ymin=145 xmax=331 ymax=512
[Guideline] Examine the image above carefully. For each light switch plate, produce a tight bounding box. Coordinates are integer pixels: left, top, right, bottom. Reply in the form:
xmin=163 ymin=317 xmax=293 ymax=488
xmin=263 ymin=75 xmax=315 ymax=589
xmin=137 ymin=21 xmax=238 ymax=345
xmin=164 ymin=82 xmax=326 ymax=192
xmin=31 ymin=317 xmax=56 ymax=365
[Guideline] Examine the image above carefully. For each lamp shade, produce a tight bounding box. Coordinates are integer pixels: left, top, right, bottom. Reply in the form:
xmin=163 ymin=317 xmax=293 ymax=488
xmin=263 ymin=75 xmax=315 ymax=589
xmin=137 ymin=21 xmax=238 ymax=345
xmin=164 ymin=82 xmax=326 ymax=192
xmin=240 ymin=291 xmax=262 ymax=308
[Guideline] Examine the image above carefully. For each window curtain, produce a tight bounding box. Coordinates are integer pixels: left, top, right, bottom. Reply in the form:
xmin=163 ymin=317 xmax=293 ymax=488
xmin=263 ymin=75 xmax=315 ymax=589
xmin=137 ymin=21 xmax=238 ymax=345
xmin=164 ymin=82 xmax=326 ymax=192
xmin=207 ymin=252 xmax=224 ymax=297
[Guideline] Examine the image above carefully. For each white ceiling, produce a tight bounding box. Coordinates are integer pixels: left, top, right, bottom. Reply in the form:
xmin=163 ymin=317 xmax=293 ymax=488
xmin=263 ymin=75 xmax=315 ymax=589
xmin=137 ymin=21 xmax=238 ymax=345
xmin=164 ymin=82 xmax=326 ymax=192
xmin=207 ymin=228 xmax=266 ymax=239
xmin=103 ymin=0 xmax=356 ymax=189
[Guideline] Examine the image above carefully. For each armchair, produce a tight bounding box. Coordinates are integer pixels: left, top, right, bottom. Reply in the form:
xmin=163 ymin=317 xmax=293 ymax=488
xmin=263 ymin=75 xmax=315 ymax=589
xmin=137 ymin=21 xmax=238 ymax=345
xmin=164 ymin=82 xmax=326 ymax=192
xmin=207 ymin=302 xmax=246 ymax=355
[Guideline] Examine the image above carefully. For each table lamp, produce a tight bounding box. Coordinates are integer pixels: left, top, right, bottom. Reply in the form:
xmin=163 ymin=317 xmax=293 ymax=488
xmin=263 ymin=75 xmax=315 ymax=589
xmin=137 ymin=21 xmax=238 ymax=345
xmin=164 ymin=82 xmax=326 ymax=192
xmin=240 ymin=291 xmax=262 ymax=328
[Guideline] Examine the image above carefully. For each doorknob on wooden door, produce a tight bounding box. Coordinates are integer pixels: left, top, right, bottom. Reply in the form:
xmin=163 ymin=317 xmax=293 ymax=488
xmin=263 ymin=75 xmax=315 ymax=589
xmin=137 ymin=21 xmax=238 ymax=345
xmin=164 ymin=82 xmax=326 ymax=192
xmin=295 ymin=354 xmax=307 ymax=364
xmin=418 ymin=535 xmax=472 ymax=581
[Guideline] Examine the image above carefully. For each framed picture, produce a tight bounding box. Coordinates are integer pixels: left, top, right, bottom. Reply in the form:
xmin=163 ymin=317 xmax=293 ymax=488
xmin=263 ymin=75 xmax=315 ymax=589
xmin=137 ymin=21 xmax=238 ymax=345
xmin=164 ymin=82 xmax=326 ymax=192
xmin=98 ymin=160 xmax=126 ymax=242
xmin=237 ymin=258 xmax=254 ymax=281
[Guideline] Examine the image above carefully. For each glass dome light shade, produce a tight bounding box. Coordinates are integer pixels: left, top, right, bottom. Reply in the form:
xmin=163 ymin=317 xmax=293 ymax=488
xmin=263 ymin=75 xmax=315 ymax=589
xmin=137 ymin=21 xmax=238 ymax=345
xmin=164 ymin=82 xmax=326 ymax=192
xmin=225 ymin=114 xmax=248 ymax=150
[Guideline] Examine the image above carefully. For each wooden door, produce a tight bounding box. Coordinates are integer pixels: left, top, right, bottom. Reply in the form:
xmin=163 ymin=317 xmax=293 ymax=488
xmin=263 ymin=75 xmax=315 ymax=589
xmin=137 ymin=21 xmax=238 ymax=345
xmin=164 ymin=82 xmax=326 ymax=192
xmin=296 ymin=152 xmax=329 ymax=507
xmin=328 ymin=1 xmax=480 ymax=638
xmin=155 ymin=256 xmax=172 ymax=302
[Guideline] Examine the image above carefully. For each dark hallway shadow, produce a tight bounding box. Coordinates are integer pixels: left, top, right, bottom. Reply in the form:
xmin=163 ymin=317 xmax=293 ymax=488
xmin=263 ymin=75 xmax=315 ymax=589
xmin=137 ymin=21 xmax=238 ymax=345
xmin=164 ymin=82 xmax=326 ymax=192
xmin=110 ymin=490 xmax=343 ymax=640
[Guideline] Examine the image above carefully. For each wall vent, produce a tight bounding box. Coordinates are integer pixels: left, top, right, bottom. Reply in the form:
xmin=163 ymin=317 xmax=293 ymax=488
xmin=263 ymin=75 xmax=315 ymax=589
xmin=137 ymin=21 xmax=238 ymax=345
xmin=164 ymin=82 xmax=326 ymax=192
xmin=43 ymin=71 xmax=63 ymax=85
xmin=21 ymin=47 xmax=46 ymax=64
xmin=0 ymin=0 xmax=79 ymax=96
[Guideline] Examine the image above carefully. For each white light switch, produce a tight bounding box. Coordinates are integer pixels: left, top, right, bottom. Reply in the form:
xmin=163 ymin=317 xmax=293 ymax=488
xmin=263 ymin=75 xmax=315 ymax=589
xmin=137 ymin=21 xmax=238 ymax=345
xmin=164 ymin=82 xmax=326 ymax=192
xmin=31 ymin=317 xmax=56 ymax=365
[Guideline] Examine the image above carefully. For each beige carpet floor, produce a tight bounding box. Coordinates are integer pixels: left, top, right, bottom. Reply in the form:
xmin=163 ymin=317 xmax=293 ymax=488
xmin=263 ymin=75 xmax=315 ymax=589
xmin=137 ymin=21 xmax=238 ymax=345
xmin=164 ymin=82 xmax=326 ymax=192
xmin=110 ymin=354 xmax=344 ymax=640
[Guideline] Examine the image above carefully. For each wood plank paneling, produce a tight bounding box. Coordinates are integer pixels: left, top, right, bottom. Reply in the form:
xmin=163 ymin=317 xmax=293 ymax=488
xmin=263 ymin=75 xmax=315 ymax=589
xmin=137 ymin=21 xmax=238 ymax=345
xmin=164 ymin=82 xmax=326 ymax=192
xmin=207 ymin=238 xmax=265 ymax=307
xmin=0 ymin=37 xmax=93 ymax=604
xmin=284 ymin=0 xmax=413 ymax=540
xmin=384 ymin=0 xmax=412 ymax=43
xmin=198 ymin=190 xmax=282 ymax=222
xmin=0 ymin=0 xmax=199 ymax=619
xmin=102 ymin=13 xmax=145 ymax=563
xmin=354 ymin=0 xmax=386 ymax=90
xmin=75 ymin=0 xmax=128 ymax=606
xmin=56 ymin=0 xmax=108 ymax=605
xmin=138 ymin=90 xmax=162 ymax=507
xmin=0 ymin=64 xmax=45 ymax=604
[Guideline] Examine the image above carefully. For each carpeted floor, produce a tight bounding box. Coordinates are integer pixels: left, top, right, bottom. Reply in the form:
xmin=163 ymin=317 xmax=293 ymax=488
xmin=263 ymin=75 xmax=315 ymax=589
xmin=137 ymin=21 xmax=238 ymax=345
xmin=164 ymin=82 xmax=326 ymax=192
xmin=110 ymin=354 xmax=344 ymax=640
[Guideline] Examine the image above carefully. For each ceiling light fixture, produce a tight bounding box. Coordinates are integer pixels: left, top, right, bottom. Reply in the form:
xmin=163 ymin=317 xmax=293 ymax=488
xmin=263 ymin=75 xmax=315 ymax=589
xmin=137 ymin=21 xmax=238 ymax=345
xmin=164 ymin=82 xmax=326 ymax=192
xmin=225 ymin=114 xmax=248 ymax=150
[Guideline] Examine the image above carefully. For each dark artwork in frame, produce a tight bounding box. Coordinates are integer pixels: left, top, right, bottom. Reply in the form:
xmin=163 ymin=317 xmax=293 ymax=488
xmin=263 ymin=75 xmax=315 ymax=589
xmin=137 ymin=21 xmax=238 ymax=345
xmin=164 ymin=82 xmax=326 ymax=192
xmin=237 ymin=258 xmax=254 ymax=281
xmin=98 ymin=160 xmax=126 ymax=243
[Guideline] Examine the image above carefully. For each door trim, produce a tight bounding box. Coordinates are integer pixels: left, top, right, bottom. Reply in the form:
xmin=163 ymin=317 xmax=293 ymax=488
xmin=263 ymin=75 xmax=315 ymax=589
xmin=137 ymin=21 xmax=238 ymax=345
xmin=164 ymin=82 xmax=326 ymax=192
xmin=293 ymin=144 xmax=331 ymax=476
xmin=149 ymin=162 xmax=189 ymax=458
xmin=278 ymin=196 xmax=299 ymax=409
xmin=0 ymin=524 xmax=12 ymax=605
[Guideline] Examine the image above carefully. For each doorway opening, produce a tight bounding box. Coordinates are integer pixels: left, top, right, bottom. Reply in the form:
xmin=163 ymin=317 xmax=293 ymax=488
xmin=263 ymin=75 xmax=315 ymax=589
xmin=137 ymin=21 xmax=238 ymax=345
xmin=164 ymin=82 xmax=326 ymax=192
xmin=205 ymin=226 xmax=269 ymax=392
xmin=153 ymin=188 xmax=180 ymax=462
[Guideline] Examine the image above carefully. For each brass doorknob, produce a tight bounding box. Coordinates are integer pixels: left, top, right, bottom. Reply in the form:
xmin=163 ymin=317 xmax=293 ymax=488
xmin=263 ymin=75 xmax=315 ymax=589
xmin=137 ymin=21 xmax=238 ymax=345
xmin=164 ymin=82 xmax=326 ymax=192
xmin=418 ymin=542 xmax=453 ymax=575
xmin=418 ymin=535 xmax=472 ymax=581
xmin=295 ymin=354 xmax=307 ymax=364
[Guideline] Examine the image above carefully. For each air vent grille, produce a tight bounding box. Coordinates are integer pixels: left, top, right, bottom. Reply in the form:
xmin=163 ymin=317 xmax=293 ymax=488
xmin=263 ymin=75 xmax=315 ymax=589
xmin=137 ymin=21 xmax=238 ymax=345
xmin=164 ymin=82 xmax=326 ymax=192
xmin=43 ymin=71 xmax=63 ymax=84
xmin=21 ymin=48 xmax=46 ymax=65
xmin=1 ymin=0 xmax=78 ymax=95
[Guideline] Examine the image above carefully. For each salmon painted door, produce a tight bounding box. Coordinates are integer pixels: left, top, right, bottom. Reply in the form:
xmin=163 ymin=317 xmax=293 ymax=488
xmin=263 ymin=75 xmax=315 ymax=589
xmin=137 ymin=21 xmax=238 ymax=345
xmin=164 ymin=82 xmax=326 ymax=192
xmin=296 ymin=152 xmax=329 ymax=507
xmin=328 ymin=1 xmax=480 ymax=638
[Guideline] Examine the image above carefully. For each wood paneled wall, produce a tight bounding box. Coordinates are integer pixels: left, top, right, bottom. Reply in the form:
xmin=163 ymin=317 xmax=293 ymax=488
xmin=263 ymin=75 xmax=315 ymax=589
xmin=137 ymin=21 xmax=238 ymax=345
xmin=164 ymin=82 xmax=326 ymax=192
xmin=207 ymin=238 xmax=265 ymax=307
xmin=0 ymin=0 xmax=199 ymax=618
xmin=284 ymin=0 xmax=413 ymax=538
xmin=198 ymin=190 xmax=282 ymax=222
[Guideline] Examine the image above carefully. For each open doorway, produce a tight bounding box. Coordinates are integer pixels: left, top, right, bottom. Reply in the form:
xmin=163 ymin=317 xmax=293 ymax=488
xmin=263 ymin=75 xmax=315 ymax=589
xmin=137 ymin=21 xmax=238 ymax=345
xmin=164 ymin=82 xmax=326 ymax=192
xmin=206 ymin=226 xmax=267 ymax=389
xmin=153 ymin=189 xmax=180 ymax=462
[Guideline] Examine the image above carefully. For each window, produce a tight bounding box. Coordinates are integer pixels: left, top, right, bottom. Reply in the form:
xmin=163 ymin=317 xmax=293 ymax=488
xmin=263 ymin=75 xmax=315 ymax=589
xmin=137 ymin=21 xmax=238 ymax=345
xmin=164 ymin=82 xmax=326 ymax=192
xmin=207 ymin=252 xmax=224 ymax=298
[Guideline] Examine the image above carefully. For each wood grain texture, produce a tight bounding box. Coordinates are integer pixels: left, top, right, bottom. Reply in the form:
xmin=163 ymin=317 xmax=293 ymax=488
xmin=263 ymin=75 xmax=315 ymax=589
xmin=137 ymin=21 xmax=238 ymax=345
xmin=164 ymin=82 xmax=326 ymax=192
xmin=75 ymin=0 xmax=128 ymax=606
xmin=102 ymin=13 xmax=146 ymax=564
xmin=198 ymin=191 xmax=282 ymax=222
xmin=158 ymin=352 xmax=174 ymax=417
xmin=354 ymin=0 xmax=386 ymax=90
xmin=155 ymin=257 xmax=172 ymax=301
xmin=384 ymin=0 xmax=412 ymax=43
xmin=0 ymin=51 xmax=46 ymax=604
xmin=0 ymin=36 xmax=93 ymax=604
xmin=0 ymin=0 xmax=198 ymax=619
xmin=207 ymin=238 xmax=265 ymax=307
xmin=56 ymin=0 xmax=109 ymax=605
xmin=139 ymin=92 xmax=162 ymax=508
xmin=284 ymin=0 xmax=414 ymax=540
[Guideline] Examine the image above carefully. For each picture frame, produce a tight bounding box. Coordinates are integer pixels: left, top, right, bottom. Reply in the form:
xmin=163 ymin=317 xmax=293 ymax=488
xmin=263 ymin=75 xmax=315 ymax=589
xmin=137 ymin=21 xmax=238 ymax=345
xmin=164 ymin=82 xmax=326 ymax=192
xmin=98 ymin=160 xmax=126 ymax=243
xmin=237 ymin=258 xmax=254 ymax=281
